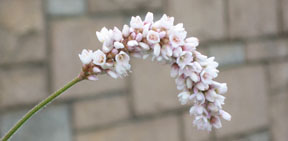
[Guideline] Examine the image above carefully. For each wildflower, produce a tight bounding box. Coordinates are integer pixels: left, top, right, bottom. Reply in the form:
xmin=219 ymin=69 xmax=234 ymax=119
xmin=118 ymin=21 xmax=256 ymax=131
xmin=79 ymin=49 xmax=93 ymax=65
xmin=92 ymin=50 xmax=106 ymax=66
xmin=78 ymin=12 xmax=230 ymax=131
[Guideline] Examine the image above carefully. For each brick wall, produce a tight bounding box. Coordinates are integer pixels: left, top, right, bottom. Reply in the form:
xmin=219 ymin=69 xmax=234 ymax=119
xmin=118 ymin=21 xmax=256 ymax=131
xmin=0 ymin=0 xmax=288 ymax=141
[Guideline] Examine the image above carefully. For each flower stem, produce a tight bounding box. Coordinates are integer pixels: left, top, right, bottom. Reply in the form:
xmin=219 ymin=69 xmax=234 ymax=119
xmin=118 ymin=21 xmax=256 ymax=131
xmin=1 ymin=76 xmax=83 ymax=141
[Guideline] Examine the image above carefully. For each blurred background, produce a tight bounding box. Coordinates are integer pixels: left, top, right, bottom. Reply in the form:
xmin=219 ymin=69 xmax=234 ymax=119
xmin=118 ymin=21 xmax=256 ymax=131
xmin=0 ymin=0 xmax=287 ymax=141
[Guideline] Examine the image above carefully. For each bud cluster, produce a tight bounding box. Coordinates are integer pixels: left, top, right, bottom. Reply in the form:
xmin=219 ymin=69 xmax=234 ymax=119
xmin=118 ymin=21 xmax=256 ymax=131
xmin=78 ymin=12 xmax=231 ymax=131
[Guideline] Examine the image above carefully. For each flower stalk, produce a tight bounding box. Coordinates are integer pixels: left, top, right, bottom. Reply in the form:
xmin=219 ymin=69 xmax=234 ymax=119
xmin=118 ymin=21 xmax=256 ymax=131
xmin=1 ymin=76 xmax=83 ymax=141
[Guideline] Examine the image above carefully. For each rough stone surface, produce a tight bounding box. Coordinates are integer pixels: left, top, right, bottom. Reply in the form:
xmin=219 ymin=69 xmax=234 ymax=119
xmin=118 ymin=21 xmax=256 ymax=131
xmin=228 ymin=0 xmax=278 ymax=38
xmin=0 ymin=105 xmax=72 ymax=141
xmin=271 ymin=90 xmax=288 ymax=141
xmin=131 ymin=58 xmax=181 ymax=115
xmin=268 ymin=62 xmax=288 ymax=90
xmin=0 ymin=67 xmax=47 ymax=107
xmin=73 ymin=96 xmax=130 ymax=129
xmin=0 ymin=28 xmax=46 ymax=64
xmin=88 ymin=0 xmax=162 ymax=13
xmin=283 ymin=0 xmax=288 ymax=32
xmin=51 ymin=17 xmax=127 ymax=98
xmin=215 ymin=65 xmax=269 ymax=137
xmin=167 ymin=0 xmax=226 ymax=40
xmin=76 ymin=116 xmax=180 ymax=141
xmin=208 ymin=42 xmax=245 ymax=66
xmin=0 ymin=0 xmax=46 ymax=64
xmin=248 ymin=131 xmax=270 ymax=141
xmin=0 ymin=0 xmax=44 ymax=34
xmin=183 ymin=113 xmax=211 ymax=141
xmin=47 ymin=0 xmax=86 ymax=15
xmin=246 ymin=39 xmax=288 ymax=61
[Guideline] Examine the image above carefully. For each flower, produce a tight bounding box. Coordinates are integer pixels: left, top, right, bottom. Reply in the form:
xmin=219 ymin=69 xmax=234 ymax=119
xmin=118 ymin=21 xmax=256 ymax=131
xmin=79 ymin=49 xmax=93 ymax=65
xmin=159 ymin=14 xmax=174 ymax=29
xmin=92 ymin=50 xmax=106 ymax=66
xmin=169 ymin=28 xmax=187 ymax=47
xmin=122 ymin=24 xmax=130 ymax=37
xmin=79 ymin=12 xmax=230 ymax=131
xmin=178 ymin=91 xmax=190 ymax=105
xmin=113 ymin=27 xmax=123 ymax=41
xmin=147 ymin=30 xmax=160 ymax=44
xmin=193 ymin=116 xmax=212 ymax=131
xmin=115 ymin=51 xmax=131 ymax=77
xmin=153 ymin=44 xmax=161 ymax=57
xmin=130 ymin=16 xmax=144 ymax=29
xmin=144 ymin=12 xmax=154 ymax=24
xmin=177 ymin=51 xmax=193 ymax=69
xmin=114 ymin=41 xmax=124 ymax=49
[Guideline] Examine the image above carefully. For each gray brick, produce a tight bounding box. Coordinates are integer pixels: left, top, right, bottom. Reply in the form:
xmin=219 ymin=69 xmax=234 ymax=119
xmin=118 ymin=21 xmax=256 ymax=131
xmin=271 ymin=90 xmax=288 ymax=141
xmin=268 ymin=62 xmax=288 ymax=90
xmin=167 ymin=0 xmax=226 ymax=40
xmin=208 ymin=42 xmax=245 ymax=66
xmin=88 ymin=0 xmax=162 ymax=13
xmin=283 ymin=0 xmax=288 ymax=31
xmin=215 ymin=65 xmax=269 ymax=137
xmin=228 ymin=0 xmax=278 ymax=38
xmin=0 ymin=28 xmax=46 ymax=64
xmin=0 ymin=0 xmax=44 ymax=34
xmin=0 ymin=105 xmax=72 ymax=141
xmin=76 ymin=116 xmax=180 ymax=141
xmin=0 ymin=67 xmax=47 ymax=108
xmin=246 ymin=39 xmax=288 ymax=62
xmin=73 ymin=96 xmax=130 ymax=129
xmin=131 ymin=59 xmax=181 ymax=115
xmin=248 ymin=131 xmax=270 ymax=141
xmin=47 ymin=0 xmax=86 ymax=16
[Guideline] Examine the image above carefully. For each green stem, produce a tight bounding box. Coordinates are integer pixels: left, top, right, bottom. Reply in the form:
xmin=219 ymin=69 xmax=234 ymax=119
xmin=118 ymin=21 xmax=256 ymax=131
xmin=1 ymin=76 xmax=83 ymax=141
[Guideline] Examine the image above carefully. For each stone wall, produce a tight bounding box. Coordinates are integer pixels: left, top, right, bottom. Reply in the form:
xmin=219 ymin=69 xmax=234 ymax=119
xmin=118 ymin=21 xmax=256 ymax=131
xmin=0 ymin=0 xmax=288 ymax=141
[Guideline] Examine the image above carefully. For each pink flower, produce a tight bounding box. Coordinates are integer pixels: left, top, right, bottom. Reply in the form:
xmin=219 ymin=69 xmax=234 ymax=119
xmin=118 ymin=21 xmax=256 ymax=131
xmin=122 ymin=24 xmax=130 ymax=37
xmin=113 ymin=27 xmax=123 ymax=41
xmin=193 ymin=116 xmax=212 ymax=131
xmin=130 ymin=16 xmax=144 ymax=29
xmin=177 ymin=51 xmax=193 ymax=69
xmin=159 ymin=14 xmax=174 ymax=29
xmin=92 ymin=50 xmax=106 ymax=66
xmin=144 ymin=12 xmax=154 ymax=24
xmin=79 ymin=49 xmax=93 ymax=64
xmin=178 ymin=91 xmax=190 ymax=105
xmin=147 ymin=30 xmax=160 ymax=44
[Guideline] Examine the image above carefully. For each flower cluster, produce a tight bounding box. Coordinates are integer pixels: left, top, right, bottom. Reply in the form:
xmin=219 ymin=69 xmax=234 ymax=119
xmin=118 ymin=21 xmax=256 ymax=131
xmin=78 ymin=12 xmax=231 ymax=131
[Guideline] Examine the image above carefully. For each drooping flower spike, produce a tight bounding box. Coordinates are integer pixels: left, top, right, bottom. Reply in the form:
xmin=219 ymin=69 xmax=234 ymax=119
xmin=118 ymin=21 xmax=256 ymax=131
xmin=78 ymin=12 xmax=231 ymax=131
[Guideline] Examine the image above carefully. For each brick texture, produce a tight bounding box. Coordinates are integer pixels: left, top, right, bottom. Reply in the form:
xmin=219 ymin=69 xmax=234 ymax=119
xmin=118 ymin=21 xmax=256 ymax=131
xmin=0 ymin=67 xmax=47 ymax=107
xmin=73 ymin=96 xmax=130 ymax=129
xmin=131 ymin=59 xmax=181 ymax=115
xmin=47 ymin=0 xmax=85 ymax=16
xmin=0 ymin=0 xmax=44 ymax=34
xmin=270 ymin=90 xmax=288 ymax=141
xmin=215 ymin=65 xmax=269 ymax=137
xmin=51 ymin=17 xmax=127 ymax=98
xmin=0 ymin=105 xmax=72 ymax=141
xmin=76 ymin=116 xmax=180 ymax=141
xmin=167 ymin=0 xmax=226 ymax=41
xmin=208 ymin=42 xmax=245 ymax=66
xmin=283 ymin=0 xmax=288 ymax=32
xmin=246 ymin=39 xmax=288 ymax=62
xmin=228 ymin=0 xmax=278 ymax=38
xmin=0 ymin=0 xmax=46 ymax=64
xmin=88 ymin=0 xmax=162 ymax=13
xmin=268 ymin=62 xmax=288 ymax=90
